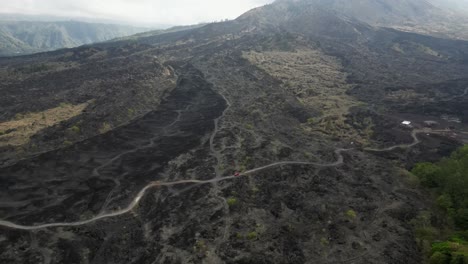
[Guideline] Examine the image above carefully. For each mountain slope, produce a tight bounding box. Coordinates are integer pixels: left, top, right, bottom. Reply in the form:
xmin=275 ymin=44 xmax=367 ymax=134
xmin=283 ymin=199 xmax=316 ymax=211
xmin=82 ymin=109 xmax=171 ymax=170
xmin=0 ymin=20 xmax=147 ymax=56
xmin=248 ymin=0 xmax=468 ymax=40
xmin=429 ymin=0 xmax=468 ymax=14
xmin=0 ymin=1 xmax=468 ymax=263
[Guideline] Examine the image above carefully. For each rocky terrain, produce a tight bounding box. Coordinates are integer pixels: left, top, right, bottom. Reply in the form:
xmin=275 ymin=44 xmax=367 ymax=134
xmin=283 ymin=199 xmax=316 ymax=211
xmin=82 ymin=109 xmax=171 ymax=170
xmin=1 ymin=0 xmax=468 ymax=263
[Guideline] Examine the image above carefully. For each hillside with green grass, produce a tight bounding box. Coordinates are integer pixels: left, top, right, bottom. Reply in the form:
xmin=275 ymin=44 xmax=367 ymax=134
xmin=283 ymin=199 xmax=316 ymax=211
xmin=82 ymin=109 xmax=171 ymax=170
xmin=0 ymin=20 xmax=146 ymax=56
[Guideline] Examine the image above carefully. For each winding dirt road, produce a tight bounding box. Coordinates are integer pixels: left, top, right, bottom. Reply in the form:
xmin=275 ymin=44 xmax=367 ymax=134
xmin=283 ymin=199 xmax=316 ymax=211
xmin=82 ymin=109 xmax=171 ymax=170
xmin=0 ymin=147 xmax=351 ymax=230
xmin=0 ymin=95 xmax=454 ymax=231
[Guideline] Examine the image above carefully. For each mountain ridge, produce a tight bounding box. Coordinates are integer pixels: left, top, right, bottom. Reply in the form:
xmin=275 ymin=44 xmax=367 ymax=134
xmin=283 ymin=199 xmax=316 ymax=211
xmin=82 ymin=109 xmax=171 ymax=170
xmin=0 ymin=20 xmax=147 ymax=56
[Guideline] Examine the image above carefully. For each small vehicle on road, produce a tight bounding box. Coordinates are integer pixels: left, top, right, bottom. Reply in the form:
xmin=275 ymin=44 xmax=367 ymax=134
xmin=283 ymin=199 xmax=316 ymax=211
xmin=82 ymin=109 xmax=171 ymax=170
xmin=234 ymin=172 xmax=241 ymax=177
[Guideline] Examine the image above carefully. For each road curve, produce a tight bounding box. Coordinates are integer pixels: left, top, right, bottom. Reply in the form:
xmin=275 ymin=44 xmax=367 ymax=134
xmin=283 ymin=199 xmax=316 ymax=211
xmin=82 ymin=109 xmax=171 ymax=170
xmin=363 ymin=129 xmax=450 ymax=153
xmin=364 ymin=129 xmax=421 ymax=152
xmin=0 ymin=149 xmax=351 ymax=230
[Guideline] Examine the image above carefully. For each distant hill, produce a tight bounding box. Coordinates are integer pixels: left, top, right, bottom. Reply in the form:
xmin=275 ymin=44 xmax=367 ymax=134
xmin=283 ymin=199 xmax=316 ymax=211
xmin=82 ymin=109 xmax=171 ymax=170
xmin=429 ymin=0 xmax=468 ymax=14
xmin=248 ymin=0 xmax=468 ymax=40
xmin=0 ymin=20 xmax=147 ymax=56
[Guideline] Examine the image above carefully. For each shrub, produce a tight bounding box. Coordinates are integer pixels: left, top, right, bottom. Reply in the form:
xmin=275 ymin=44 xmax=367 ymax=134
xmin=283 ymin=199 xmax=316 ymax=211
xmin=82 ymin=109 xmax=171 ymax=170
xmin=346 ymin=209 xmax=357 ymax=219
xmin=59 ymin=102 xmax=71 ymax=108
xmin=227 ymin=197 xmax=238 ymax=207
xmin=251 ymin=187 xmax=260 ymax=194
xmin=70 ymin=125 xmax=80 ymax=134
xmin=247 ymin=232 xmax=258 ymax=240
xmin=307 ymin=117 xmax=316 ymax=125
xmin=99 ymin=122 xmax=112 ymax=134
xmin=320 ymin=237 xmax=329 ymax=246
xmin=429 ymin=252 xmax=449 ymax=264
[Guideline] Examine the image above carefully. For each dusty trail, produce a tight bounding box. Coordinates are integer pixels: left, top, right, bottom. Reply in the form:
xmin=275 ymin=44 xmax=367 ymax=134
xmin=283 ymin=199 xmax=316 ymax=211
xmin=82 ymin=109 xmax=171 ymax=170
xmin=444 ymin=87 xmax=468 ymax=101
xmin=364 ymin=129 xmax=421 ymax=152
xmin=0 ymin=130 xmax=449 ymax=230
xmin=209 ymin=93 xmax=231 ymax=178
xmin=96 ymin=109 xmax=186 ymax=213
xmin=364 ymin=129 xmax=450 ymax=152
xmin=0 ymin=147 xmax=350 ymax=230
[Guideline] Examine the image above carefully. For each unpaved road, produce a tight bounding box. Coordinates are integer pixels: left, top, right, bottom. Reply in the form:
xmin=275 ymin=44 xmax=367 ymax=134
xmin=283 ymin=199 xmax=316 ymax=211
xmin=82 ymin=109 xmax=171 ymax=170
xmin=0 ymin=127 xmax=445 ymax=231
xmin=0 ymin=148 xmax=351 ymax=230
xmin=0 ymin=95 xmax=454 ymax=231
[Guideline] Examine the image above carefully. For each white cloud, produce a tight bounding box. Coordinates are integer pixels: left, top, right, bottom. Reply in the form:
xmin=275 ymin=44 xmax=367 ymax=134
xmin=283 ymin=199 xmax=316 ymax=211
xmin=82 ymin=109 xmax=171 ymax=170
xmin=0 ymin=0 xmax=274 ymax=26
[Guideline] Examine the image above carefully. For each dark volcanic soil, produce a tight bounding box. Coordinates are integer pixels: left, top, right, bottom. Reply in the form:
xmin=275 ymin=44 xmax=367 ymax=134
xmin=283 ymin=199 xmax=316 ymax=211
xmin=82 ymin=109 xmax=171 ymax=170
xmin=0 ymin=63 xmax=226 ymax=226
xmin=2 ymin=1 xmax=468 ymax=263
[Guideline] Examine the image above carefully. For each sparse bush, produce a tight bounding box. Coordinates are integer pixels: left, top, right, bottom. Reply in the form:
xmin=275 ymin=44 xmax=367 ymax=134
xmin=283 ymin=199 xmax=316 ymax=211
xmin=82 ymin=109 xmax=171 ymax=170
xmin=247 ymin=231 xmax=258 ymax=240
xmin=251 ymin=186 xmax=260 ymax=194
xmin=59 ymin=102 xmax=71 ymax=108
xmin=14 ymin=113 xmax=24 ymax=120
xmin=320 ymin=237 xmax=329 ymax=246
xmin=227 ymin=197 xmax=238 ymax=207
xmin=63 ymin=140 xmax=73 ymax=147
xmin=99 ymin=122 xmax=112 ymax=134
xmin=429 ymin=252 xmax=449 ymax=264
xmin=193 ymin=240 xmax=207 ymax=255
xmin=70 ymin=125 xmax=80 ymax=134
xmin=346 ymin=209 xmax=357 ymax=219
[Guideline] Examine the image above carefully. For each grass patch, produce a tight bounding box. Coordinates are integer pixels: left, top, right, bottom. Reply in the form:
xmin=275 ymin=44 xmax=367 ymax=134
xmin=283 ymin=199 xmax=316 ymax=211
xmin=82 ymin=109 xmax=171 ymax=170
xmin=247 ymin=231 xmax=258 ymax=240
xmin=346 ymin=209 xmax=357 ymax=220
xmin=0 ymin=102 xmax=89 ymax=147
xmin=243 ymin=48 xmax=367 ymax=143
xmin=227 ymin=197 xmax=238 ymax=207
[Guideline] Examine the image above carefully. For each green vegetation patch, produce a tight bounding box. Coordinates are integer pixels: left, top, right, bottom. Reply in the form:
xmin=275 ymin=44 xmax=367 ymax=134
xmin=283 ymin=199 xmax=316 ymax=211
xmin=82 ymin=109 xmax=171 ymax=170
xmin=346 ymin=209 xmax=357 ymax=220
xmin=412 ymin=145 xmax=468 ymax=263
xmin=412 ymin=146 xmax=468 ymax=229
xmin=227 ymin=197 xmax=238 ymax=207
xmin=247 ymin=231 xmax=258 ymax=240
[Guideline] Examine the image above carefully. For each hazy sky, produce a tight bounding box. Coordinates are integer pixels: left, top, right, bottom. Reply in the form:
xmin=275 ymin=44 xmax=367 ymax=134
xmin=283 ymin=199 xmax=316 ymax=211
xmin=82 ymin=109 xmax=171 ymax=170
xmin=0 ymin=0 xmax=274 ymax=26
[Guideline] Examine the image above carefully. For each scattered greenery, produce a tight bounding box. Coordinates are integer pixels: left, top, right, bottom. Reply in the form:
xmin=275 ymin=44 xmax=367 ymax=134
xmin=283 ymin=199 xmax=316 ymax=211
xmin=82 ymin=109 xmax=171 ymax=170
xmin=69 ymin=125 xmax=80 ymax=134
xmin=346 ymin=209 xmax=357 ymax=220
xmin=240 ymin=156 xmax=252 ymax=171
xmin=320 ymin=237 xmax=330 ymax=246
xmin=247 ymin=231 xmax=258 ymax=240
xmin=227 ymin=197 xmax=238 ymax=207
xmin=99 ymin=122 xmax=112 ymax=134
xmin=251 ymin=186 xmax=260 ymax=194
xmin=59 ymin=102 xmax=71 ymax=108
xmin=193 ymin=240 xmax=208 ymax=255
xmin=14 ymin=113 xmax=25 ymax=120
xmin=63 ymin=140 xmax=73 ymax=147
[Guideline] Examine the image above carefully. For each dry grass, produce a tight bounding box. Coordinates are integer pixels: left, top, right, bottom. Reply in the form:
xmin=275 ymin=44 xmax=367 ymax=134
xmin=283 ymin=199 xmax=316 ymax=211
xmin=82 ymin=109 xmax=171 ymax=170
xmin=0 ymin=102 xmax=89 ymax=147
xmin=244 ymin=48 xmax=370 ymax=142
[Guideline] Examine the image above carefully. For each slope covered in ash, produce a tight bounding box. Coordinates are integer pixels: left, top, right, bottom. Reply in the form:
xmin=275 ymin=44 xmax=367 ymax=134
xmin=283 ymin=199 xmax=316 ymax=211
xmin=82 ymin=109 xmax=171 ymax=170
xmin=1 ymin=0 xmax=468 ymax=263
